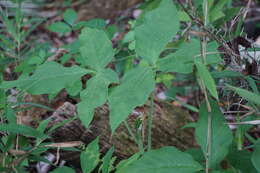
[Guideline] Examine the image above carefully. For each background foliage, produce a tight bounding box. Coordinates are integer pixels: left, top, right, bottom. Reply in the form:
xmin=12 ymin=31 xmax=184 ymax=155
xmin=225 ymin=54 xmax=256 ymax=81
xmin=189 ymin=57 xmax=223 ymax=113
xmin=0 ymin=0 xmax=260 ymax=172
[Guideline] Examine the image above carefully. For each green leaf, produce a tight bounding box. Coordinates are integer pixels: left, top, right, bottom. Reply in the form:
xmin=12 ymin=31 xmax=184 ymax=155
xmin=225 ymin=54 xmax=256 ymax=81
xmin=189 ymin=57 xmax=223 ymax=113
xmin=251 ymin=139 xmax=260 ymax=172
xmin=245 ymin=76 xmax=260 ymax=95
xmin=28 ymin=50 xmax=47 ymax=65
xmin=102 ymin=147 xmax=114 ymax=173
xmin=28 ymin=154 xmax=52 ymax=163
xmin=48 ymin=22 xmax=71 ymax=34
xmin=37 ymin=118 xmax=51 ymax=134
xmin=211 ymin=171 xmax=233 ymax=173
xmin=0 ymin=124 xmax=46 ymax=138
xmin=226 ymin=84 xmax=260 ymax=105
xmin=64 ymin=40 xmax=81 ymax=54
xmin=108 ymin=66 xmax=155 ymax=133
xmin=99 ymin=68 xmax=120 ymax=84
xmin=1 ymin=15 xmax=18 ymax=42
xmin=0 ymin=61 xmax=91 ymax=95
xmin=79 ymin=28 xmax=114 ymax=70
xmin=50 ymin=166 xmax=75 ymax=173
xmin=195 ymin=100 xmax=233 ymax=168
xmin=78 ymin=69 xmax=118 ymax=128
xmin=179 ymin=11 xmax=190 ymax=21
xmin=123 ymin=147 xmax=202 ymax=173
xmin=4 ymin=107 xmax=16 ymax=124
xmin=135 ymin=0 xmax=180 ymax=64
xmin=195 ymin=60 xmax=219 ymax=100
xmin=194 ymin=0 xmax=203 ymax=8
xmin=66 ymin=80 xmax=82 ymax=96
xmin=156 ymin=73 xmax=174 ymax=88
xmin=73 ymin=19 xmax=106 ymax=30
xmin=205 ymin=41 xmax=223 ymax=64
xmin=209 ymin=0 xmax=229 ymax=22
xmin=106 ymin=25 xmax=118 ymax=40
xmin=64 ymin=8 xmax=77 ymax=26
xmin=185 ymin=148 xmax=204 ymax=163
xmin=227 ymin=147 xmax=257 ymax=173
xmin=80 ymin=138 xmax=100 ymax=173
xmin=0 ymin=88 xmax=6 ymax=109
xmin=116 ymin=152 xmax=141 ymax=173
xmin=157 ymin=39 xmax=200 ymax=74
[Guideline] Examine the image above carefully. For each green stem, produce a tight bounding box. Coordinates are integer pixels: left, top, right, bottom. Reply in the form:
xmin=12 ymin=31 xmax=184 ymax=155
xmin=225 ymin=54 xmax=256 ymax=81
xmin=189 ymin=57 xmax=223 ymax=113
xmin=147 ymin=93 xmax=154 ymax=151
xmin=205 ymin=111 xmax=212 ymax=173
xmin=235 ymin=116 xmax=243 ymax=150
xmin=123 ymin=121 xmax=141 ymax=150
xmin=202 ymin=1 xmax=212 ymax=172
xmin=203 ymin=0 xmax=209 ymax=27
xmin=137 ymin=130 xmax=144 ymax=154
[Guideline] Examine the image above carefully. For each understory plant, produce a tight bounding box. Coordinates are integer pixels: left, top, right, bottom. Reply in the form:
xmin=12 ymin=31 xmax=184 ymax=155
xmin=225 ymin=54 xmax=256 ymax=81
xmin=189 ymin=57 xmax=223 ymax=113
xmin=0 ymin=0 xmax=260 ymax=173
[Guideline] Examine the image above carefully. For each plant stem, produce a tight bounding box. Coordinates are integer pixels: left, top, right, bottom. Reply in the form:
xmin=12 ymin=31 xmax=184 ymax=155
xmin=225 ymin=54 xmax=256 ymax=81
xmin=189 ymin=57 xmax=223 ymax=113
xmin=203 ymin=0 xmax=208 ymax=27
xmin=123 ymin=121 xmax=141 ymax=150
xmin=137 ymin=130 xmax=144 ymax=154
xmin=205 ymin=111 xmax=212 ymax=173
xmin=147 ymin=93 xmax=154 ymax=151
xmin=202 ymin=1 xmax=212 ymax=172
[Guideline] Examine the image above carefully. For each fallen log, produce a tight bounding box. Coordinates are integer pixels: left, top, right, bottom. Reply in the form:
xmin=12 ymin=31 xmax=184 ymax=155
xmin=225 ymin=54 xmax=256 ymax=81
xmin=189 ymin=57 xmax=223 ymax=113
xmin=48 ymin=100 xmax=197 ymax=165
